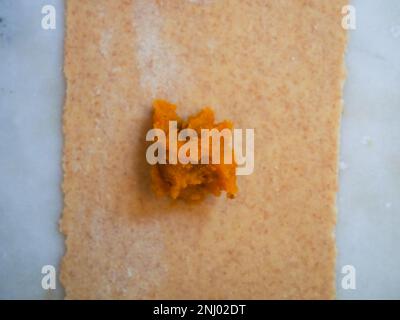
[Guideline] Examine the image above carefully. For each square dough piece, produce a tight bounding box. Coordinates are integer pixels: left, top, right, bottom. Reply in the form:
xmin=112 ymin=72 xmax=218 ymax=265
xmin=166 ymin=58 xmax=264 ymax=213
xmin=61 ymin=0 xmax=347 ymax=299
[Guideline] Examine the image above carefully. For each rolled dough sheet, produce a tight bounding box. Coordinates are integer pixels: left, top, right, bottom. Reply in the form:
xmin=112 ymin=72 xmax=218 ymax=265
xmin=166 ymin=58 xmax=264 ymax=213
xmin=61 ymin=0 xmax=347 ymax=299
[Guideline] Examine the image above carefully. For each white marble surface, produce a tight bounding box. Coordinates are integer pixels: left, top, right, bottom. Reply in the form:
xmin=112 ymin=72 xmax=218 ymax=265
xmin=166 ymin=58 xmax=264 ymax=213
xmin=0 ymin=0 xmax=399 ymax=299
xmin=0 ymin=0 xmax=65 ymax=299
xmin=337 ymin=0 xmax=400 ymax=299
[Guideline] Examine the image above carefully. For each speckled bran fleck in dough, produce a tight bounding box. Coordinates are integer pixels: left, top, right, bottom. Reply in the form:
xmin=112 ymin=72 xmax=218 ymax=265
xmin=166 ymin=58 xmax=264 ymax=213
xmin=61 ymin=0 xmax=348 ymax=299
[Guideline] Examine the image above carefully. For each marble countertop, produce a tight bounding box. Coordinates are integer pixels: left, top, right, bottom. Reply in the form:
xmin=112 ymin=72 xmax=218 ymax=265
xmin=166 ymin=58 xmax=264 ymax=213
xmin=0 ymin=0 xmax=399 ymax=299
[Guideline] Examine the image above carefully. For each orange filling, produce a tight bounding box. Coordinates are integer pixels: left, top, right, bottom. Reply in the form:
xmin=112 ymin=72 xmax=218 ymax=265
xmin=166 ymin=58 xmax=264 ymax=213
xmin=150 ymin=99 xmax=238 ymax=201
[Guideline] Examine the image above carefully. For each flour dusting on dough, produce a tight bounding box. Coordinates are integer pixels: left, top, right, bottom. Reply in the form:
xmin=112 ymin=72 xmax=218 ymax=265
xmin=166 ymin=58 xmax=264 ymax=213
xmin=188 ymin=0 xmax=214 ymax=4
xmin=99 ymin=29 xmax=113 ymax=58
xmin=133 ymin=0 xmax=190 ymax=100
xmin=89 ymin=213 xmax=168 ymax=298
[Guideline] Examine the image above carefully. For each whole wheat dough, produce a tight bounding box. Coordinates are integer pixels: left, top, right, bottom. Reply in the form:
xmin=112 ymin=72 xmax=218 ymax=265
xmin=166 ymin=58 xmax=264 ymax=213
xmin=61 ymin=0 xmax=347 ymax=299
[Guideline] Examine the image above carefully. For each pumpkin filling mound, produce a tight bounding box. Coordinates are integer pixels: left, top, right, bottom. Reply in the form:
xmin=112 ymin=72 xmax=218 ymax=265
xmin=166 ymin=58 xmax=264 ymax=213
xmin=150 ymin=100 xmax=238 ymax=201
